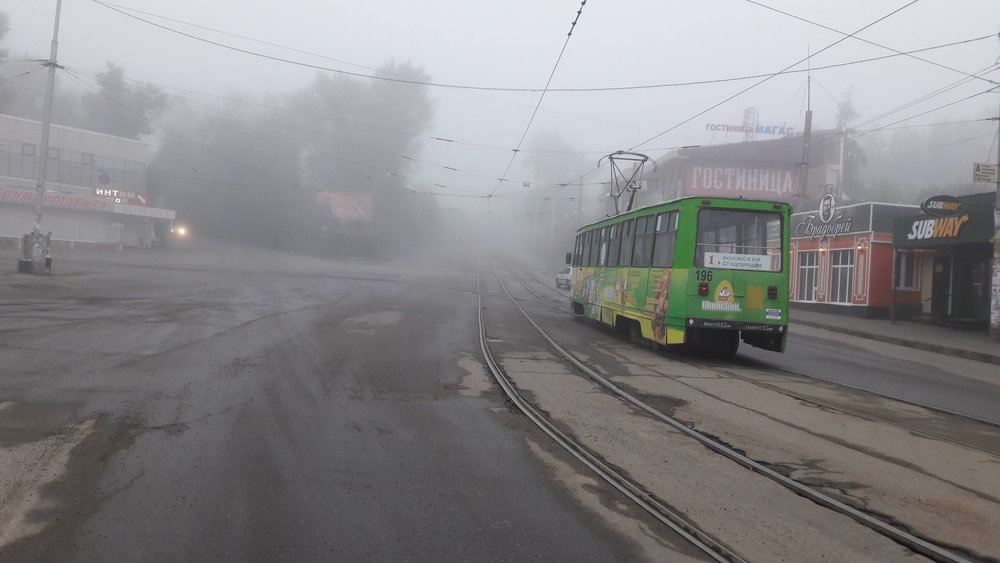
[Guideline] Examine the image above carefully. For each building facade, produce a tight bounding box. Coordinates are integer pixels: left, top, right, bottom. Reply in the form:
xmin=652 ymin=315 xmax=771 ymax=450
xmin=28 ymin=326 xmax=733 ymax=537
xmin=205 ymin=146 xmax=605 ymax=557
xmin=0 ymin=114 xmax=174 ymax=248
xmin=790 ymin=196 xmax=918 ymax=317
xmin=892 ymin=192 xmax=995 ymax=326
xmin=633 ymin=130 xmax=846 ymax=211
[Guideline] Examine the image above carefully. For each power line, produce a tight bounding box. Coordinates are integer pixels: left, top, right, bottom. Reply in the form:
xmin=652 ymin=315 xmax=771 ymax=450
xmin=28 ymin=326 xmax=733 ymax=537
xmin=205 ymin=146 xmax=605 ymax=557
xmin=87 ymin=1 xmax=994 ymax=94
xmin=626 ymin=0 xmax=924 ymax=152
xmin=744 ymin=1 xmax=998 ymax=86
xmin=488 ymin=0 xmax=588 ymax=199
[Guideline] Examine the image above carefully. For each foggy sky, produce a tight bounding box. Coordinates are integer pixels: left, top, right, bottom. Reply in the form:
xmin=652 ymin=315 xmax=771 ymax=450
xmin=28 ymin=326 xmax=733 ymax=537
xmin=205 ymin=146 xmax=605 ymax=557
xmin=3 ymin=0 xmax=999 ymax=204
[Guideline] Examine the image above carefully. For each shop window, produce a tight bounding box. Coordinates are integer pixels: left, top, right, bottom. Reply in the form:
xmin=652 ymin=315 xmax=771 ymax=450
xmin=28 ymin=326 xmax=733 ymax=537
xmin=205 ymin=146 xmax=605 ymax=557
xmin=830 ymin=249 xmax=855 ymax=303
xmin=798 ymin=251 xmax=818 ymax=301
xmin=895 ymin=252 xmax=917 ymax=289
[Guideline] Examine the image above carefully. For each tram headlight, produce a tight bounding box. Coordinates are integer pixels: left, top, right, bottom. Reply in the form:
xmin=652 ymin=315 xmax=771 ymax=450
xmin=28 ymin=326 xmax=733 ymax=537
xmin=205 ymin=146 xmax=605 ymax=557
xmin=698 ymin=282 xmax=709 ymax=296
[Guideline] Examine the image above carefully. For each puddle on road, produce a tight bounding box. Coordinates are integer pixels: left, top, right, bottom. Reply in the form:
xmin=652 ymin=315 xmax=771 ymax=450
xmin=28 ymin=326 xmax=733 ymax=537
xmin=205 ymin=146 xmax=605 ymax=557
xmin=453 ymin=354 xmax=493 ymax=397
xmin=343 ymin=310 xmax=403 ymax=326
xmin=342 ymin=310 xmax=404 ymax=336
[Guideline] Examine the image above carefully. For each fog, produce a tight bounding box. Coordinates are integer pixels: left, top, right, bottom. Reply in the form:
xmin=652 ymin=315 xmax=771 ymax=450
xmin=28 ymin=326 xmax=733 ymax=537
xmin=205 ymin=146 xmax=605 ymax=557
xmin=1 ymin=1 xmax=998 ymax=260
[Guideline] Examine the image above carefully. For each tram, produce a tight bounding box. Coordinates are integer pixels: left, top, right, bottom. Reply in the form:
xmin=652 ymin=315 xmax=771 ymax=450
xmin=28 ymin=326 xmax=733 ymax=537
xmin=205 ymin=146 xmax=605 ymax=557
xmin=567 ymin=196 xmax=790 ymax=355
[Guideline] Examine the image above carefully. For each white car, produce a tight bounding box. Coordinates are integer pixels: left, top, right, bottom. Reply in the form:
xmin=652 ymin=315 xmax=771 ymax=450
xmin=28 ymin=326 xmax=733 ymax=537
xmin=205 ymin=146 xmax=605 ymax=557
xmin=555 ymin=267 xmax=572 ymax=289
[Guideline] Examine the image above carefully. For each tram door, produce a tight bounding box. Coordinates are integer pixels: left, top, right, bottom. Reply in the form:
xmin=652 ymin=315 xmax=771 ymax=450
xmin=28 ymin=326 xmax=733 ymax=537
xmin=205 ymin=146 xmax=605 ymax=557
xmin=930 ymin=256 xmax=952 ymax=317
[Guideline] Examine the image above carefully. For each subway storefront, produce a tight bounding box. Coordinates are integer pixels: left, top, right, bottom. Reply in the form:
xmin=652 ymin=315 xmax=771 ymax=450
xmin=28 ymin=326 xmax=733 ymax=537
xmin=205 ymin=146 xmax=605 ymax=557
xmin=892 ymin=192 xmax=995 ymax=326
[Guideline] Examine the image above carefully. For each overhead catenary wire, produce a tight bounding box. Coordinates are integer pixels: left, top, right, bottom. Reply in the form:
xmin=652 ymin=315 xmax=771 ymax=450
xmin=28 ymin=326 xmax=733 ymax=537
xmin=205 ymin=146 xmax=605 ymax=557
xmin=744 ymin=0 xmax=999 ymax=86
xmin=487 ymin=0 xmax=587 ymax=199
xmin=626 ymin=0 xmax=924 ymax=152
xmin=86 ymin=1 xmax=996 ymax=94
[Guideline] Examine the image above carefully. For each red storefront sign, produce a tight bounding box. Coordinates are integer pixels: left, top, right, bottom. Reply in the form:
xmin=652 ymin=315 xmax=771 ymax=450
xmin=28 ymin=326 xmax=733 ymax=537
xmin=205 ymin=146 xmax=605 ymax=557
xmin=685 ymin=164 xmax=799 ymax=201
xmin=2 ymin=188 xmax=110 ymax=210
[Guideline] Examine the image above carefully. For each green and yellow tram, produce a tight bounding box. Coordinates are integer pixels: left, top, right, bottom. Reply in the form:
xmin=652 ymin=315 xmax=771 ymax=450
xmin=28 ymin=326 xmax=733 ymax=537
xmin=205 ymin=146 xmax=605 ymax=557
xmin=567 ymin=196 xmax=790 ymax=355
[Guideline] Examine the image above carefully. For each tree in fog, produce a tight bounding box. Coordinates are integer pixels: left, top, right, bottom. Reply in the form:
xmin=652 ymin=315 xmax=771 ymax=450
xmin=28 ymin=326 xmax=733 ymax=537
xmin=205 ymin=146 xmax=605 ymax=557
xmin=148 ymin=62 xmax=437 ymax=255
xmin=80 ymin=62 xmax=166 ymax=139
xmin=0 ymin=13 xmax=86 ymax=128
xmin=521 ymin=131 xmax=590 ymax=244
xmin=0 ymin=12 xmax=8 ymax=62
xmin=854 ymin=112 xmax=993 ymax=203
xmin=0 ymin=12 xmax=18 ymax=112
xmin=289 ymin=61 xmax=432 ymax=191
xmin=288 ymin=61 xmax=436 ymax=254
xmin=148 ymin=97 xmax=303 ymax=249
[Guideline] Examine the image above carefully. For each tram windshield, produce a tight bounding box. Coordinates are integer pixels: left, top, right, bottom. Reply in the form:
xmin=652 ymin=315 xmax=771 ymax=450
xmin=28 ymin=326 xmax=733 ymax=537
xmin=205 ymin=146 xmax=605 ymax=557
xmin=695 ymin=209 xmax=783 ymax=272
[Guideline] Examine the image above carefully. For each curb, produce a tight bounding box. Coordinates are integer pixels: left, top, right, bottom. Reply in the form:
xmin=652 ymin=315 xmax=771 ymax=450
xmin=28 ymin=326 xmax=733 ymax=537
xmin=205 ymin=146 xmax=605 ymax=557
xmin=790 ymin=320 xmax=1000 ymax=366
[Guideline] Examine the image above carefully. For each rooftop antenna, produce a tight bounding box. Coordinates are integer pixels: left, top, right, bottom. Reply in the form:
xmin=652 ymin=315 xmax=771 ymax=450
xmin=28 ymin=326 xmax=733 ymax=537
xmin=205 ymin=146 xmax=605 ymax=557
xmin=743 ymin=106 xmax=758 ymax=143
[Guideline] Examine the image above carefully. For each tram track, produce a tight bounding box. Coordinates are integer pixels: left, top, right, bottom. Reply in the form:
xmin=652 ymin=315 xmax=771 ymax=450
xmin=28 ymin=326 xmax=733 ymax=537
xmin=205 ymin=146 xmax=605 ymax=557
xmin=508 ymin=259 xmax=1000 ymax=458
xmin=476 ymin=268 xmax=745 ymax=563
xmin=482 ymin=259 xmax=985 ymax=563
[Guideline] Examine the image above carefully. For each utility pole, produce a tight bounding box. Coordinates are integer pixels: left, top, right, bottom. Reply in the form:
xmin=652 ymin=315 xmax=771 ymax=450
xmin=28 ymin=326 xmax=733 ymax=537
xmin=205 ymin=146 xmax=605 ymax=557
xmin=798 ymin=73 xmax=813 ymax=208
xmin=991 ymin=89 xmax=1000 ymax=341
xmin=19 ymin=0 xmax=62 ymax=273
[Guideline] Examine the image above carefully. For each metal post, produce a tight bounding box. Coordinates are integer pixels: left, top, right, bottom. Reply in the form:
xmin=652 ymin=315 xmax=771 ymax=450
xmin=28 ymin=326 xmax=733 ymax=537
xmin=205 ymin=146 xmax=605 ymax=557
xmin=33 ymin=0 xmax=62 ymax=236
xmin=991 ymin=89 xmax=1000 ymax=340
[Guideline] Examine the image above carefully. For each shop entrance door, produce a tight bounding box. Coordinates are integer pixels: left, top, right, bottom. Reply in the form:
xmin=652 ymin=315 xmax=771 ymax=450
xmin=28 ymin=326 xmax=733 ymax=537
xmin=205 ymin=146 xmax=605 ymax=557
xmin=931 ymin=256 xmax=951 ymax=317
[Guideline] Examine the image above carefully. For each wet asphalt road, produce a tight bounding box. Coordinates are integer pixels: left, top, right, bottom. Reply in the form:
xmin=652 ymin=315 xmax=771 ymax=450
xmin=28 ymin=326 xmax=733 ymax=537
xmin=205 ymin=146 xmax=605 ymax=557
xmin=4 ymin=241 xmax=997 ymax=562
xmin=0 ymin=243 xmax=642 ymax=563
xmin=738 ymin=330 xmax=1000 ymax=424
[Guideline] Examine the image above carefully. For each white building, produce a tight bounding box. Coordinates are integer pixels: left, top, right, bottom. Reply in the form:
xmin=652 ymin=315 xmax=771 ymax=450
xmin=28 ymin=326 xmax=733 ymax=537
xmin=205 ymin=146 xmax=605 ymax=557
xmin=0 ymin=114 xmax=174 ymax=248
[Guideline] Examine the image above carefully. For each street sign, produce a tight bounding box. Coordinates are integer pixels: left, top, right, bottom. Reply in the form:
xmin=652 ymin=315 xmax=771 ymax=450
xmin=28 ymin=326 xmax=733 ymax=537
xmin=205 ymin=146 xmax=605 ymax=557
xmin=972 ymin=162 xmax=998 ymax=183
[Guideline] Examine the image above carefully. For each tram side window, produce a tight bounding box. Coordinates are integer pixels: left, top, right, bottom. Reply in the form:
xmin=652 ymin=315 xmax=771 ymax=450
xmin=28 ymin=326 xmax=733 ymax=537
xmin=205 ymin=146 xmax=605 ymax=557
xmin=598 ymin=226 xmax=610 ymax=266
xmin=581 ymin=231 xmax=593 ymax=266
xmin=607 ymin=223 xmax=622 ymax=266
xmin=617 ymin=219 xmax=635 ymax=267
xmin=573 ymin=234 xmax=584 ymax=266
xmin=631 ymin=216 xmax=655 ymax=268
xmin=588 ymin=230 xmax=601 ymax=266
xmin=651 ymin=211 xmax=678 ymax=267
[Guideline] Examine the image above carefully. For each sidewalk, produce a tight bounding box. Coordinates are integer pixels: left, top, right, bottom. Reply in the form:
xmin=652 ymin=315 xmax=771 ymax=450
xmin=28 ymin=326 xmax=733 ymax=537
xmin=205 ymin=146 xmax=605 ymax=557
xmin=790 ymin=308 xmax=1000 ymax=366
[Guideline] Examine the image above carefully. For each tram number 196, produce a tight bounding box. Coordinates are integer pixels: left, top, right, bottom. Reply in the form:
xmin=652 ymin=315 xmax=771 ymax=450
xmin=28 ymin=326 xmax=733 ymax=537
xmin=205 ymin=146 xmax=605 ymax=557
xmin=695 ymin=270 xmax=713 ymax=282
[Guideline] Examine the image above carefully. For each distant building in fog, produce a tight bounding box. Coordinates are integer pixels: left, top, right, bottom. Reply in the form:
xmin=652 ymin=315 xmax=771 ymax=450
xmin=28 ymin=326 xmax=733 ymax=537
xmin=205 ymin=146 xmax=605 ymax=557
xmin=0 ymin=113 xmax=175 ymax=248
xmin=626 ymin=130 xmax=846 ymax=213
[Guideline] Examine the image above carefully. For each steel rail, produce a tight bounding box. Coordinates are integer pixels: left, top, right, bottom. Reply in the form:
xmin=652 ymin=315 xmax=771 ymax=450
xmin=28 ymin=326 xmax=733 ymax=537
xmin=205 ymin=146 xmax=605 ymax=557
xmin=510 ymin=264 xmax=999 ymax=457
xmin=476 ymin=268 xmax=744 ymax=563
xmin=494 ymin=265 xmax=974 ymax=563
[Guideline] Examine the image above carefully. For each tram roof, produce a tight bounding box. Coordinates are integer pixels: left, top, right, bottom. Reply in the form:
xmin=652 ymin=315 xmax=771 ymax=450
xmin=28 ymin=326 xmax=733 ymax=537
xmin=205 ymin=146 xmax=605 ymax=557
xmin=576 ymin=196 xmax=790 ymax=233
